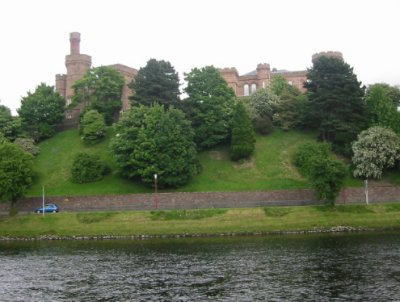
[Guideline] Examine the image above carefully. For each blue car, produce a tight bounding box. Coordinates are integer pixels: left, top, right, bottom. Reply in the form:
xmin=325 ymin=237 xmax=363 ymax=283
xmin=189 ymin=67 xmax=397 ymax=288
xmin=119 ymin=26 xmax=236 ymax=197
xmin=35 ymin=203 xmax=60 ymax=213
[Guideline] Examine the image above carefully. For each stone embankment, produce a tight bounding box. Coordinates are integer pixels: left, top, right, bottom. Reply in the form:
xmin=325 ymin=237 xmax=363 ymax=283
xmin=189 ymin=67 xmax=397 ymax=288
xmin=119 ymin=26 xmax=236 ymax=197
xmin=0 ymin=184 xmax=399 ymax=214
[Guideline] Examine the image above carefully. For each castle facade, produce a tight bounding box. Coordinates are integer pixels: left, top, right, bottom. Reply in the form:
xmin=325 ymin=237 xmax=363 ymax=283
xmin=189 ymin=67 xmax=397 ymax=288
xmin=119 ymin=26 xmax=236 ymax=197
xmin=55 ymin=32 xmax=341 ymax=127
xmin=55 ymin=32 xmax=137 ymax=127
xmin=219 ymin=64 xmax=307 ymax=97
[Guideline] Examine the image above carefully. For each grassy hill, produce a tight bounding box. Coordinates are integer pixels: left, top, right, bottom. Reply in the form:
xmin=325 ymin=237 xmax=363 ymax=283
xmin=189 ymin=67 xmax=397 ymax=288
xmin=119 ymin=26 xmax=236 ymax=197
xmin=27 ymin=128 xmax=363 ymax=197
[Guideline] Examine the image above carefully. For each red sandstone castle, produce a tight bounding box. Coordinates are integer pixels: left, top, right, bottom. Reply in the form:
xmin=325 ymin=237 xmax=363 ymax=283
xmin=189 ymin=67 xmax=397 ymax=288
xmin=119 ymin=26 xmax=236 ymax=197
xmin=55 ymin=32 xmax=342 ymax=125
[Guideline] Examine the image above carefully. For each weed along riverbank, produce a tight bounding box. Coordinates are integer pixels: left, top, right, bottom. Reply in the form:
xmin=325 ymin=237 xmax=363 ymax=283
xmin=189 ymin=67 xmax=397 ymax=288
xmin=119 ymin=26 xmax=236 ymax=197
xmin=1 ymin=204 xmax=400 ymax=240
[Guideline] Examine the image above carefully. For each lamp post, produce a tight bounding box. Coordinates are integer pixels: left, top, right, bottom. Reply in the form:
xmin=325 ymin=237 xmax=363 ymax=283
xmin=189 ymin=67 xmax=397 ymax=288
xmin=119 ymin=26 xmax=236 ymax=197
xmin=154 ymin=174 xmax=158 ymax=209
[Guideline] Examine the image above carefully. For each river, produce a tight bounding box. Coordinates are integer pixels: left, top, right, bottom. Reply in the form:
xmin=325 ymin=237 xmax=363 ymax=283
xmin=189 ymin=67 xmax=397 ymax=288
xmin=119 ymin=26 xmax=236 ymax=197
xmin=1 ymin=232 xmax=399 ymax=301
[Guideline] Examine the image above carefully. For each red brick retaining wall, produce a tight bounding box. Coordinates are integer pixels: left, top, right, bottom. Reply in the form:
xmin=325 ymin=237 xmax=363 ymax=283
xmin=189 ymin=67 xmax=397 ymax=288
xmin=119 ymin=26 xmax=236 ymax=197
xmin=1 ymin=185 xmax=399 ymax=214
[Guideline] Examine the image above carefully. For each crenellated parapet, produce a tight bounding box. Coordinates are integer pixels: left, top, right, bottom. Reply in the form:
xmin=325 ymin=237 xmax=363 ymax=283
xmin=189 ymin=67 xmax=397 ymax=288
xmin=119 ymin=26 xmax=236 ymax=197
xmin=312 ymin=51 xmax=343 ymax=63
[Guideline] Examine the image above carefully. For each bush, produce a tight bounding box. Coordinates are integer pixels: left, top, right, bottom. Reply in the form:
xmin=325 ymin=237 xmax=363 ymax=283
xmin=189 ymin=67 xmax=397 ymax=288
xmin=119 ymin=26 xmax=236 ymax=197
xmin=71 ymin=152 xmax=109 ymax=183
xmin=252 ymin=114 xmax=274 ymax=135
xmin=293 ymin=142 xmax=331 ymax=177
xmin=80 ymin=110 xmax=106 ymax=144
xmin=13 ymin=138 xmax=39 ymax=156
xmin=293 ymin=142 xmax=346 ymax=205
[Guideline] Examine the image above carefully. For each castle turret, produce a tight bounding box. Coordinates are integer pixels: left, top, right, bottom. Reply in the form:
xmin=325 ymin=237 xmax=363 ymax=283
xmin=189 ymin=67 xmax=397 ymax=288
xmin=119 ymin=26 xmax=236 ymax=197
xmin=256 ymin=63 xmax=271 ymax=89
xmin=312 ymin=51 xmax=343 ymax=63
xmin=65 ymin=32 xmax=92 ymax=105
xmin=70 ymin=32 xmax=81 ymax=55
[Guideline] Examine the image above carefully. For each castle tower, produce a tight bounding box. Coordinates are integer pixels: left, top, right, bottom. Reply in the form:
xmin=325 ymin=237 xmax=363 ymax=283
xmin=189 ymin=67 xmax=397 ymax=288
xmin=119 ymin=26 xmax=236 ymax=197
xmin=219 ymin=68 xmax=239 ymax=95
xmin=312 ymin=51 xmax=343 ymax=63
xmin=256 ymin=63 xmax=271 ymax=89
xmin=64 ymin=32 xmax=92 ymax=105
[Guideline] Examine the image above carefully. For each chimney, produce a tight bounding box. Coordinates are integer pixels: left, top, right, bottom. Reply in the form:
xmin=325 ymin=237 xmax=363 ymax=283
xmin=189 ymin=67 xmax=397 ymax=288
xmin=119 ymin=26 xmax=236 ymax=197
xmin=70 ymin=32 xmax=81 ymax=55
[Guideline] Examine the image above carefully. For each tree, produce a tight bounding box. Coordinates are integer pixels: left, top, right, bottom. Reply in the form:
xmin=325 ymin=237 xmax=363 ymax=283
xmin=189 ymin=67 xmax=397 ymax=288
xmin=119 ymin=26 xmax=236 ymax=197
xmin=309 ymin=157 xmax=347 ymax=205
xmin=365 ymin=84 xmax=400 ymax=133
xmin=129 ymin=58 xmax=180 ymax=108
xmin=183 ymin=66 xmax=236 ymax=149
xmin=352 ymin=126 xmax=400 ymax=180
xmin=18 ymin=83 xmax=65 ymax=140
xmin=248 ymin=88 xmax=279 ymax=134
xmin=111 ymin=104 xmax=199 ymax=187
xmin=293 ymin=142 xmax=346 ymax=205
xmin=80 ymin=109 xmax=106 ymax=144
xmin=0 ymin=103 xmax=22 ymax=141
xmin=71 ymin=152 xmax=109 ymax=183
xmin=0 ymin=142 xmax=34 ymax=205
xmin=304 ymin=56 xmax=367 ymax=155
xmin=230 ymin=101 xmax=256 ymax=161
xmin=352 ymin=126 xmax=400 ymax=204
xmin=73 ymin=66 xmax=125 ymax=125
xmin=269 ymin=75 xmax=307 ymax=130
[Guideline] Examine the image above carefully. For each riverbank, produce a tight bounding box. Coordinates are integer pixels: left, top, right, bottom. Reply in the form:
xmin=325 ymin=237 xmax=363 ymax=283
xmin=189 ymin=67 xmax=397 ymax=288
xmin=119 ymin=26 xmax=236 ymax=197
xmin=1 ymin=203 xmax=400 ymax=240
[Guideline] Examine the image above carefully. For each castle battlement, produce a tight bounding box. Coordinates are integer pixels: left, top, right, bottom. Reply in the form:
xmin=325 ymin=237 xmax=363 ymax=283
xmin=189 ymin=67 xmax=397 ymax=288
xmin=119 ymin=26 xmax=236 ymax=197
xmin=312 ymin=51 xmax=343 ymax=63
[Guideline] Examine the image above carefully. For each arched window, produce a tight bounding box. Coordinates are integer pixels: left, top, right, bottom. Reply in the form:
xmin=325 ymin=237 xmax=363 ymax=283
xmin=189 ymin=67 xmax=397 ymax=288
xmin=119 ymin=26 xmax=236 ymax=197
xmin=244 ymin=84 xmax=250 ymax=96
xmin=251 ymin=83 xmax=257 ymax=94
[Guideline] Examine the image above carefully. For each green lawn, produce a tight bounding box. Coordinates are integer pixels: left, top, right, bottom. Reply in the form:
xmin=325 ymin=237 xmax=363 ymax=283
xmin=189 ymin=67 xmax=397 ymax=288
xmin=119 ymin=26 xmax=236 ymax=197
xmin=30 ymin=127 xmax=400 ymax=197
xmin=27 ymin=128 xmax=151 ymax=197
xmin=1 ymin=204 xmax=400 ymax=238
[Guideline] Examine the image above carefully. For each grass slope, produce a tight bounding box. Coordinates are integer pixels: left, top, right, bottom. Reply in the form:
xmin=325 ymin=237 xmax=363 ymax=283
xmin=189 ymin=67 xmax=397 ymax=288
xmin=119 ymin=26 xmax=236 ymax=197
xmin=28 ymin=128 xmax=364 ymax=197
xmin=1 ymin=204 xmax=400 ymax=238
xmin=27 ymin=128 xmax=150 ymax=197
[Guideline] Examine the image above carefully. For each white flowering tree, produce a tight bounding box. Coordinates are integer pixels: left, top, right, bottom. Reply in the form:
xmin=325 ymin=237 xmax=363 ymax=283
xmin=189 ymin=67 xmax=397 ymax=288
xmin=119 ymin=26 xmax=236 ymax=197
xmin=352 ymin=126 xmax=400 ymax=203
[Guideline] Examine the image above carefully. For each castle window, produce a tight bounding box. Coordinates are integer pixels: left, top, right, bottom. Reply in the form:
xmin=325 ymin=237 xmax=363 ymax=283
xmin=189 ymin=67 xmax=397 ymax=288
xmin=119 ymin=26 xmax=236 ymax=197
xmin=66 ymin=98 xmax=72 ymax=106
xmin=244 ymin=84 xmax=250 ymax=96
xmin=288 ymin=81 xmax=293 ymax=85
xmin=251 ymin=83 xmax=257 ymax=94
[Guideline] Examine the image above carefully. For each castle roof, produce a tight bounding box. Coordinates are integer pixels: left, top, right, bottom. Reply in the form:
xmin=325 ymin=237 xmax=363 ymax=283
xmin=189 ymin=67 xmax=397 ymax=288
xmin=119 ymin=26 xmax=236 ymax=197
xmin=241 ymin=70 xmax=257 ymax=76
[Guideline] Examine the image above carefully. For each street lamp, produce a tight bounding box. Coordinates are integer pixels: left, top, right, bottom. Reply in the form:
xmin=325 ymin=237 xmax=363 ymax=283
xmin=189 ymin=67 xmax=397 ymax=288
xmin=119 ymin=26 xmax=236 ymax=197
xmin=154 ymin=174 xmax=158 ymax=209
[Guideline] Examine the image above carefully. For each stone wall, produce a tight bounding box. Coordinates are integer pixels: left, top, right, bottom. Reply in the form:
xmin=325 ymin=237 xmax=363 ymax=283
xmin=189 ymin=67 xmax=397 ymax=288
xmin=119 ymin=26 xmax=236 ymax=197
xmin=1 ymin=186 xmax=400 ymax=214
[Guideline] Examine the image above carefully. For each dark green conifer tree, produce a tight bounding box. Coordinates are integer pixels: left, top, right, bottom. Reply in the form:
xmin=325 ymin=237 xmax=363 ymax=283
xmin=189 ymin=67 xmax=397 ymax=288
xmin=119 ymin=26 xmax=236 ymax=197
xmin=304 ymin=55 xmax=367 ymax=155
xmin=230 ymin=101 xmax=256 ymax=161
xmin=129 ymin=59 xmax=180 ymax=108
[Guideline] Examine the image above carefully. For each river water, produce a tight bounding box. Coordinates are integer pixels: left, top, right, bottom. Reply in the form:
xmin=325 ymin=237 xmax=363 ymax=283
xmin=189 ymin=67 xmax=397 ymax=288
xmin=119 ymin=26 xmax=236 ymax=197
xmin=1 ymin=232 xmax=400 ymax=301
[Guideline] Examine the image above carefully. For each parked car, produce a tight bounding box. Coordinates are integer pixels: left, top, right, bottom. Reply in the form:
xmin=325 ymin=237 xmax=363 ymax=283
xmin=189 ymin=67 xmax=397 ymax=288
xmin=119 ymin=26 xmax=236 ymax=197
xmin=35 ymin=203 xmax=60 ymax=213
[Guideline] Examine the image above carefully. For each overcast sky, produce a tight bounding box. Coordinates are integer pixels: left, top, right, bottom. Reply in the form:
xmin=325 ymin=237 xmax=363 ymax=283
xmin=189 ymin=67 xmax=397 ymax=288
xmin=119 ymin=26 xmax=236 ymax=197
xmin=1 ymin=0 xmax=399 ymax=114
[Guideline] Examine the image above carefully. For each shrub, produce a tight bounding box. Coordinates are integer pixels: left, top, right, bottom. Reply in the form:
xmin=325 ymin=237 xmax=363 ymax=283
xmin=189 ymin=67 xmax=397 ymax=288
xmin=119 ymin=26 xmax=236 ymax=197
xmin=293 ymin=142 xmax=346 ymax=205
xmin=80 ymin=110 xmax=106 ymax=144
xmin=293 ymin=142 xmax=331 ymax=177
xmin=71 ymin=152 xmax=109 ymax=183
xmin=252 ymin=114 xmax=274 ymax=135
xmin=13 ymin=138 xmax=39 ymax=156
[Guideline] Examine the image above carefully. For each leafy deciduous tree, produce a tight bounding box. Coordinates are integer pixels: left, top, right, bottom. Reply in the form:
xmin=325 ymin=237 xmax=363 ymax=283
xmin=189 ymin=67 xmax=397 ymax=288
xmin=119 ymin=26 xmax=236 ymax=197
xmin=248 ymin=88 xmax=279 ymax=134
xmin=365 ymin=84 xmax=400 ymax=133
xmin=230 ymin=101 xmax=256 ymax=161
xmin=80 ymin=109 xmax=106 ymax=144
xmin=73 ymin=66 xmax=125 ymax=125
xmin=18 ymin=83 xmax=65 ymax=140
xmin=352 ymin=126 xmax=400 ymax=180
xmin=0 ymin=142 xmax=34 ymax=205
xmin=111 ymin=104 xmax=199 ymax=187
xmin=129 ymin=58 xmax=180 ymax=108
xmin=183 ymin=66 xmax=236 ymax=149
xmin=270 ymin=75 xmax=307 ymax=130
xmin=0 ymin=104 xmax=22 ymax=141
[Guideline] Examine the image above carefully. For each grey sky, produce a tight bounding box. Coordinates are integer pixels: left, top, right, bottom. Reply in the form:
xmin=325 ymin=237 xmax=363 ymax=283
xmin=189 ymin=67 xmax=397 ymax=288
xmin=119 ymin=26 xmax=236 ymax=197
xmin=0 ymin=0 xmax=399 ymax=114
